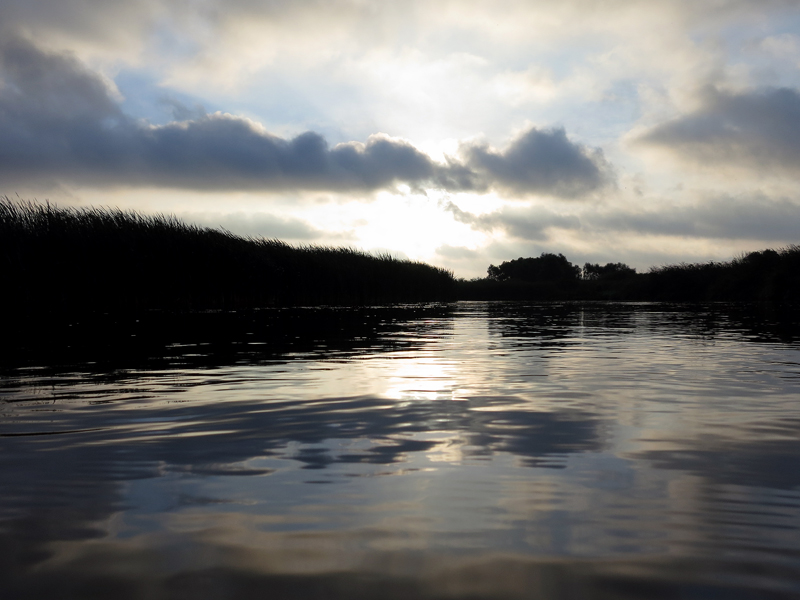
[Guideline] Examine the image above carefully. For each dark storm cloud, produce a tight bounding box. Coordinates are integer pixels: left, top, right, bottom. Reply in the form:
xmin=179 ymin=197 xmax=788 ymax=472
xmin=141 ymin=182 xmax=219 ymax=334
xmin=0 ymin=36 xmax=609 ymax=198
xmin=637 ymin=86 xmax=800 ymax=173
xmin=462 ymin=127 xmax=614 ymax=198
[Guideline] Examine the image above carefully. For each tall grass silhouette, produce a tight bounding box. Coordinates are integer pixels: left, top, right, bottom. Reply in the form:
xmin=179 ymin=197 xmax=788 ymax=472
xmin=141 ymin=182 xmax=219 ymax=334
xmin=640 ymin=247 xmax=800 ymax=301
xmin=1 ymin=198 xmax=456 ymax=312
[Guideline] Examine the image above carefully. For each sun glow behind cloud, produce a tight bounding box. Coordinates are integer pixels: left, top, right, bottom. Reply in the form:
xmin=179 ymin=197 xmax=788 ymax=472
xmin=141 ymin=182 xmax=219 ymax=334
xmin=334 ymin=192 xmax=491 ymax=262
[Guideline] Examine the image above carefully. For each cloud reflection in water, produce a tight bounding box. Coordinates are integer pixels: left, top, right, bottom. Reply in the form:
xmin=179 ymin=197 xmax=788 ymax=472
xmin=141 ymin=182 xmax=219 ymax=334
xmin=2 ymin=303 xmax=800 ymax=599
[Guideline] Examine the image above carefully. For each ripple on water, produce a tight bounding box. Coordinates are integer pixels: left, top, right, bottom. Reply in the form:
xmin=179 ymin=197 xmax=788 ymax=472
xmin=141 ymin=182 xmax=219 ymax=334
xmin=1 ymin=302 xmax=800 ymax=598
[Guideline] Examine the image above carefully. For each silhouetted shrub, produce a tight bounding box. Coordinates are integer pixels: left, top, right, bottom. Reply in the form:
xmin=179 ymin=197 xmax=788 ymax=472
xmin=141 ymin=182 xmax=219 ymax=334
xmin=583 ymin=262 xmax=636 ymax=281
xmin=487 ymin=253 xmax=581 ymax=283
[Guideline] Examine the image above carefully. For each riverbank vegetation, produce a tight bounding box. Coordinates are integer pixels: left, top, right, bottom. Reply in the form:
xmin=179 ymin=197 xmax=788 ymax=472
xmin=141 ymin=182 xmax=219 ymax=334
xmin=1 ymin=199 xmax=456 ymax=312
xmin=4 ymin=199 xmax=797 ymax=313
xmin=459 ymin=249 xmax=800 ymax=302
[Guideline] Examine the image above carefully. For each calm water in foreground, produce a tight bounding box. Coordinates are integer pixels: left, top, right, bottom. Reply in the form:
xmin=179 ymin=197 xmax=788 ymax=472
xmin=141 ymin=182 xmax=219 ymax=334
xmin=2 ymin=302 xmax=800 ymax=599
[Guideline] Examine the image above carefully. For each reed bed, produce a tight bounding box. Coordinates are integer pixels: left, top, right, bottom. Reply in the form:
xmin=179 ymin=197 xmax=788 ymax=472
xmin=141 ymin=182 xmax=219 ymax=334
xmin=640 ymin=246 xmax=800 ymax=301
xmin=1 ymin=198 xmax=456 ymax=312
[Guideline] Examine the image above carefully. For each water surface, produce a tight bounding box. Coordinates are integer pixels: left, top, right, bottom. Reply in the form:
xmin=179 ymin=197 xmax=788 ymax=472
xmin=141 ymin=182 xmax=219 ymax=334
xmin=2 ymin=302 xmax=800 ymax=599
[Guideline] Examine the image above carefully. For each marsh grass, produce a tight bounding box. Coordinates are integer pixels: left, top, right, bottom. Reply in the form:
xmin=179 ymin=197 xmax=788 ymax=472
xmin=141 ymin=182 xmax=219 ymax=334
xmin=1 ymin=198 xmax=456 ymax=312
xmin=640 ymin=247 xmax=800 ymax=301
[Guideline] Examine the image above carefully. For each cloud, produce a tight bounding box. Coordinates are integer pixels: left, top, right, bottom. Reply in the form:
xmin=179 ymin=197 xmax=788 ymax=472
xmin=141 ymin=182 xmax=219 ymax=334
xmin=635 ymin=86 xmax=800 ymax=174
xmin=159 ymin=96 xmax=207 ymax=122
xmin=461 ymin=127 xmax=613 ymax=198
xmin=0 ymin=36 xmax=456 ymax=192
xmin=3 ymin=1 xmax=792 ymax=44
xmin=593 ymin=194 xmax=800 ymax=241
xmin=443 ymin=194 xmax=800 ymax=243
xmin=0 ymin=36 xmax=609 ymax=198
xmin=441 ymin=201 xmax=581 ymax=240
xmin=174 ymin=211 xmax=339 ymax=241
xmin=0 ymin=2 xmax=160 ymax=50
xmin=139 ymin=121 xmax=455 ymax=192
xmin=434 ymin=244 xmax=480 ymax=260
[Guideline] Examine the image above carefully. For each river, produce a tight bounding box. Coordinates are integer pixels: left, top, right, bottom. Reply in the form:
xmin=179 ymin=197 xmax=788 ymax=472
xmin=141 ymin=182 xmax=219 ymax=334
xmin=2 ymin=302 xmax=799 ymax=599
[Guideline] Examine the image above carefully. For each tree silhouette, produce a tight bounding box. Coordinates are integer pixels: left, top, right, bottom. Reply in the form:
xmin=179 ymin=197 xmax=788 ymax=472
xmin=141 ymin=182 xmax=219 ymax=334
xmin=582 ymin=262 xmax=636 ymax=281
xmin=487 ymin=253 xmax=581 ymax=283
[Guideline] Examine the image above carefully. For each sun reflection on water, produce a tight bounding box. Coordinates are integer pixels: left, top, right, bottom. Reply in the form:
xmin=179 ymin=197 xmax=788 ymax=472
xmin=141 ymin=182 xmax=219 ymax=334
xmin=382 ymin=353 xmax=463 ymax=402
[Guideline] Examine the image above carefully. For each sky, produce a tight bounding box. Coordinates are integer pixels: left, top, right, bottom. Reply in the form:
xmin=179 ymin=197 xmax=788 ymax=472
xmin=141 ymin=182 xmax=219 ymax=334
xmin=2 ymin=0 xmax=800 ymax=278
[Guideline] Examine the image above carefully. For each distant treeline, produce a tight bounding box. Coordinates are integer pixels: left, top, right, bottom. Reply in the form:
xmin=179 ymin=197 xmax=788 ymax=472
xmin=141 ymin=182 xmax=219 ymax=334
xmin=1 ymin=199 xmax=456 ymax=312
xmin=459 ymin=250 xmax=800 ymax=302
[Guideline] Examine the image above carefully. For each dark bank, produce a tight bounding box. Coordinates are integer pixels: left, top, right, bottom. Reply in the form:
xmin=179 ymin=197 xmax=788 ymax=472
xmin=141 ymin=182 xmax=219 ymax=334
xmin=459 ymin=249 xmax=800 ymax=302
xmin=4 ymin=199 xmax=799 ymax=316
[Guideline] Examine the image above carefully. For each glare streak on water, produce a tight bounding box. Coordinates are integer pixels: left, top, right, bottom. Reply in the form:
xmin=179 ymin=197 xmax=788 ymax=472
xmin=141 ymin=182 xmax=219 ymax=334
xmin=2 ymin=302 xmax=800 ymax=599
